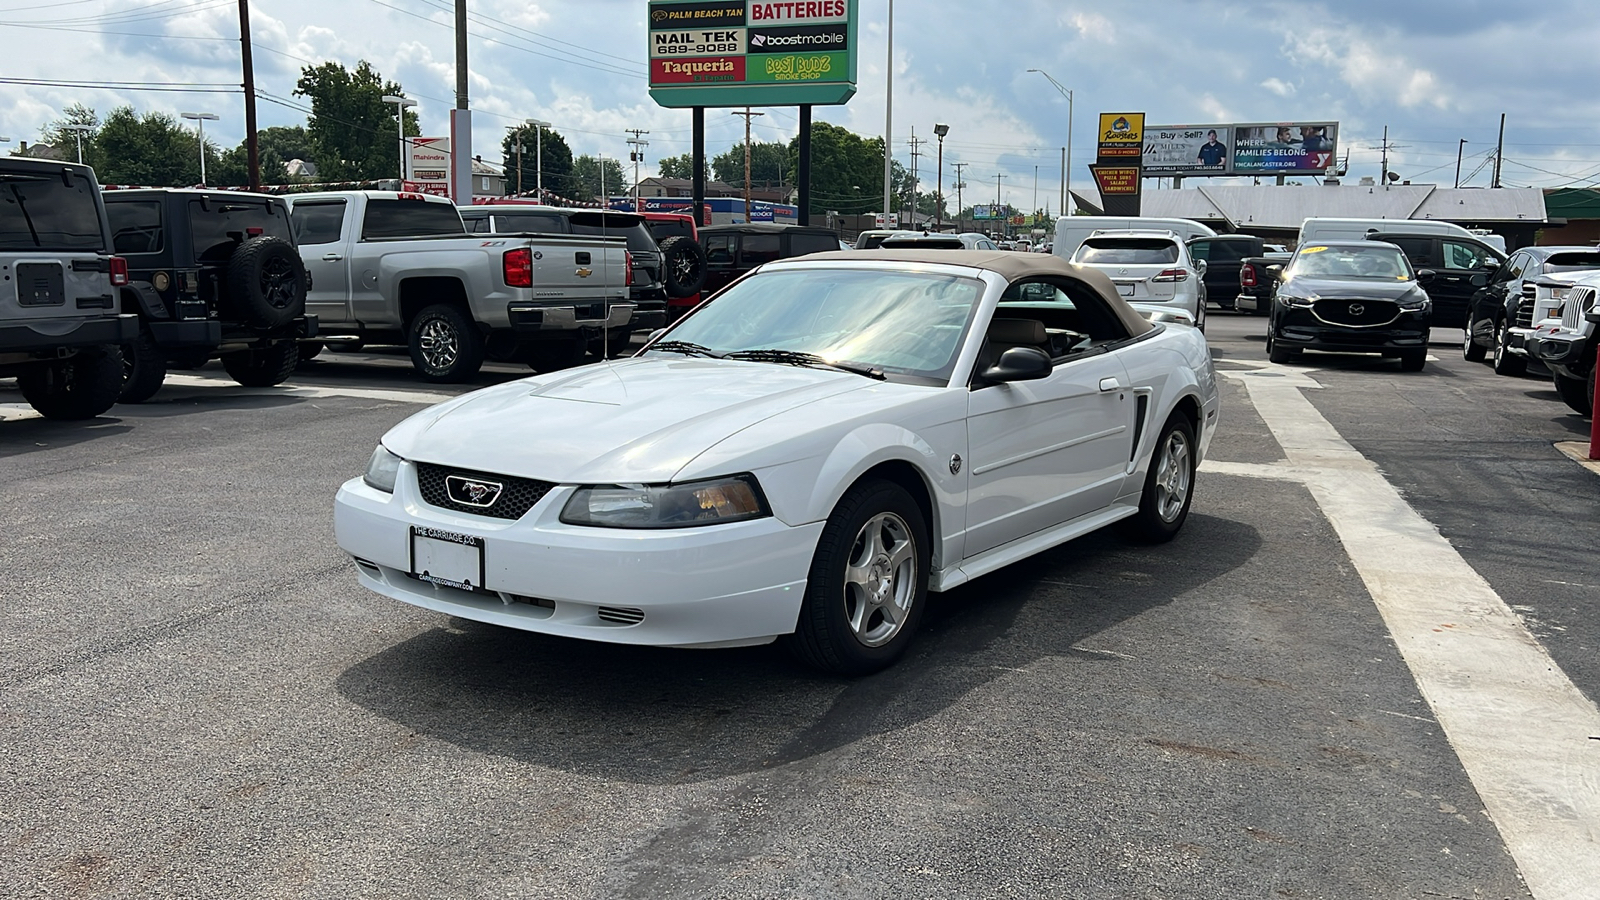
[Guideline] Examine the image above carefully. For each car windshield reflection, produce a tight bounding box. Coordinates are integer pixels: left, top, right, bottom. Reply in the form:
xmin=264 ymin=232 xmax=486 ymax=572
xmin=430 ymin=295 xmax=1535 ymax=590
xmin=652 ymin=267 xmax=985 ymax=383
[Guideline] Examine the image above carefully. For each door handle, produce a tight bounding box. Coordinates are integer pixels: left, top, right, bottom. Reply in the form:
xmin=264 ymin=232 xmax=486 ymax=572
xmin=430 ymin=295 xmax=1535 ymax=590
xmin=321 ymin=253 xmax=344 ymax=262
xmin=1099 ymin=376 xmax=1123 ymax=392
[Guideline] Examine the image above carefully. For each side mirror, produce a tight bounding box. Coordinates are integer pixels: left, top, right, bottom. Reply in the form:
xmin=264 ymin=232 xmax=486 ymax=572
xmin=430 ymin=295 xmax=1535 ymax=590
xmin=981 ymin=346 xmax=1052 ymax=383
xmin=1195 ymin=259 xmax=1208 ymax=275
xmin=1469 ymin=273 xmax=1487 ymax=288
xmin=1416 ymin=269 xmax=1437 ymax=285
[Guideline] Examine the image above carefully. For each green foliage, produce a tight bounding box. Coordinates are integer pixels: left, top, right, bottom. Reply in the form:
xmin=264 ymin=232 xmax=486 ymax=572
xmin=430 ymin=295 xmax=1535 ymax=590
xmin=785 ymin=122 xmax=918 ymax=216
xmin=566 ymin=154 xmax=627 ymax=201
xmin=656 ymin=153 xmax=707 ymax=181
xmin=35 ymin=103 xmax=100 ymax=163
xmin=89 ymin=106 xmax=220 ymax=186
xmin=500 ymin=124 xmax=573 ymax=196
xmin=294 ymin=60 xmax=418 ymax=182
xmin=711 ymin=140 xmax=787 ymax=187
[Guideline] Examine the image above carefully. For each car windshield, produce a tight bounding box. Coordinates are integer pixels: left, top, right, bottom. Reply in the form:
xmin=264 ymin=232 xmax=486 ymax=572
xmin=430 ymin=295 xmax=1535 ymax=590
xmin=647 ymin=219 xmax=695 ymax=242
xmin=1074 ymin=238 xmax=1180 ymax=265
xmin=1288 ymin=244 xmax=1413 ymax=280
xmin=1544 ymin=252 xmax=1600 ymax=273
xmin=655 ymin=267 xmax=984 ymax=383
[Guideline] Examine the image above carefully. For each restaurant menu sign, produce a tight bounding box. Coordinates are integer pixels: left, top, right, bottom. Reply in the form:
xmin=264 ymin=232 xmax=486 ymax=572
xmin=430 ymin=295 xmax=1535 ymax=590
xmin=648 ymin=0 xmax=858 ymax=107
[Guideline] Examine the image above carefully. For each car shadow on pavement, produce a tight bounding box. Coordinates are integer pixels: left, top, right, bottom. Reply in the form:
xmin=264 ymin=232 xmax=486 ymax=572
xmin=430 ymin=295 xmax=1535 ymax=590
xmin=0 ymin=415 xmax=133 ymax=457
xmin=334 ymin=513 xmax=1261 ymax=784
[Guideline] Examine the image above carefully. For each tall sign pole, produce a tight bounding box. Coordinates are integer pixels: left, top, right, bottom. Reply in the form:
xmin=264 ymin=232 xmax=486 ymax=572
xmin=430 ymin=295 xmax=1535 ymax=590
xmin=237 ymin=0 xmax=260 ymax=190
xmin=449 ymin=0 xmax=472 ymax=203
xmin=882 ymin=0 xmax=893 ymax=224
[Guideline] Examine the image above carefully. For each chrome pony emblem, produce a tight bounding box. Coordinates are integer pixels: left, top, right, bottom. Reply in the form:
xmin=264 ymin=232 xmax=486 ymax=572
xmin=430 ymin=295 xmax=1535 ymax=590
xmin=445 ymin=475 xmax=503 ymax=508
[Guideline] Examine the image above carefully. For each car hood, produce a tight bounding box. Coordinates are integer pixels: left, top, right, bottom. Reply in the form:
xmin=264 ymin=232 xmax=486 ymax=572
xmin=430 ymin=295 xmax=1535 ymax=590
xmin=382 ymin=357 xmax=874 ymax=484
xmin=1281 ymin=276 xmax=1426 ymax=300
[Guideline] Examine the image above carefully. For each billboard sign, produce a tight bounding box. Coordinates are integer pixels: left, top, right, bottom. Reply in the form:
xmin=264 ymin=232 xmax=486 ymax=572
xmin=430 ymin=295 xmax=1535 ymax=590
xmin=1143 ymin=125 xmax=1231 ymax=175
xmin=1096 ymin=113 xmax=1144 ymax=159
xmin=408 ymin=137 xmax=450 ymax=196
xmin=1230 ymin=122 xmax=1338 ymax=174
xmin=1140 ymin=121 xmax=1338 ymax=177
xmin=648 ymin=0 xmax=858 ymax=108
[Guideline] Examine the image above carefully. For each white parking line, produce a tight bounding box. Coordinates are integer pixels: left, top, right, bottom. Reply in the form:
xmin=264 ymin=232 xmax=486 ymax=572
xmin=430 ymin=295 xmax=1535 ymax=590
xmin=158 ymin=374 xmax=458 ymax=405
xmin=1205 ymin=364 xmax=1600 ymax=900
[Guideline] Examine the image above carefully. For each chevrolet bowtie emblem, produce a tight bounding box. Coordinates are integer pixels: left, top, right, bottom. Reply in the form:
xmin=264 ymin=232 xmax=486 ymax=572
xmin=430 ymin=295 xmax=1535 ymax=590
xmin=575 ymin=267 xmax=593 ymax=278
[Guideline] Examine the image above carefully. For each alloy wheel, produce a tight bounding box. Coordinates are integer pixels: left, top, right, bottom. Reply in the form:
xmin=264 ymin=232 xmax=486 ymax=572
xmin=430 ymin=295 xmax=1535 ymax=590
xmin=417 ymin=318 xmax=460 ymax=372
xmin=842 ymin=511 xmax=917 ymax=647
xmin=1154 ymin=429 xmax=1192 ymax=523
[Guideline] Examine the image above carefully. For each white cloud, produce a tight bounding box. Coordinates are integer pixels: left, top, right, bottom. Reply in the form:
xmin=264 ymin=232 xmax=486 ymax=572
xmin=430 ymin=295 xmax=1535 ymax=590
xmin=1260 ymin=77 xmax=1296 ymax=97
xmin=1065 ymin=12 xmax=1115 ymax=43
xmin=1279 ymin=25 xmax=1447 ymax=110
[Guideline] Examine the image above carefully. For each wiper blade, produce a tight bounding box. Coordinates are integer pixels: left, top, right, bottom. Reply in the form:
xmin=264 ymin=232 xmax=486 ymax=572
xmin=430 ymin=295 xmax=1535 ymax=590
xmin=647 ymin=340 xmax=722 ymax=358
xmin=723 ymin=348 xmax=885 ymax=380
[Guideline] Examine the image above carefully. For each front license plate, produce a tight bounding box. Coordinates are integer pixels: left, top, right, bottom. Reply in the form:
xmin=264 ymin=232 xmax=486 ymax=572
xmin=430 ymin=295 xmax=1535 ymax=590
xmin=410 ymin=526 xmax=485 ymax=592
xmin=1115 ymin=283 xmax=1136 ymax=297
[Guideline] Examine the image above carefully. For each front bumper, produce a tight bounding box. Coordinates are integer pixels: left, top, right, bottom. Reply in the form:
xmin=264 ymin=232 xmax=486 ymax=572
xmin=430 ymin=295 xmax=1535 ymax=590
xmin=1527 ymin=332 xmax=1593 ymax=379
xmin=334 ymin=469 xmax=821 ymax=649
xmin=0 ymin=313 xmax=137 ymax=353
xmin=1275 ymin=305 xmax=1430 ymax=353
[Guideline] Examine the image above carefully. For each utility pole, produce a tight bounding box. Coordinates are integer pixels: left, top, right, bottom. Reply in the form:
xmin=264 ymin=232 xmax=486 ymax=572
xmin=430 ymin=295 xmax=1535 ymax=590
xmin=952 ymin=161 xmax=967 ymax=231
xmin=908 ymin=128 xmax=925 ymax=228
xmin=1493 ymin=113 xmax=1505 ymax=188
xmin=526 ymin=119 xmax=549 ymax=200
xmin=995 ymin=172 xmax=1006 ymax=237
xmin=1033 ymin=164 xmax=1039 ymax=221
xmin=731 ymin=108 xmax=763 ymax=222
xmin=1060 ymin=147 xmax=1067 ymax=215
xmin=1455 ymin=139 xmax=1467 ymax=189
xmin=933 ymin=123 xmax=948 ymax=229
xmin=237 ymin=0 xmax=260 ymax=190
xmin=449 ymin=0 xmax=470 ymax=203
xmin=1380 ymin=125 xmax=1390 ymax=188
xmin=626 ymin=129 xmax=649 ymax=212
xmin=882 ymin=0 xmax=894 ymax=224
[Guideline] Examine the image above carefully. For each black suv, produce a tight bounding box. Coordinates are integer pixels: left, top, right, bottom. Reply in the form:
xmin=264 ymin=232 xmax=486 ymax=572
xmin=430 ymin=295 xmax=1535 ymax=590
xmin=699 ymin=224 xmax=843 ymax=295
xmin=103 ymin=189 xmax=315 ymax=402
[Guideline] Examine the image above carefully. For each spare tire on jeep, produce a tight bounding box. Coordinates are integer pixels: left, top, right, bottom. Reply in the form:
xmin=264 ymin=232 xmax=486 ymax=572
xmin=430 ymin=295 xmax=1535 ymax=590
xmin=224 ymin=236 xmax=306 ymax=329
xmin=659 ymin=235 xmax=707 ymax=299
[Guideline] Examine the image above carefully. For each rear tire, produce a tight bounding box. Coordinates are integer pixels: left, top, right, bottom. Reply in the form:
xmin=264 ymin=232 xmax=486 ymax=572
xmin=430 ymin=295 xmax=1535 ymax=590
xmin=221 ymin=341 xmax=299 ymax=387
xmin=407 ymin=304 xmax=485 ymax=383
xmin=1554 ymin=371 xmax=1594 ymax=417
xmin=120 ymin=326 xmax=168 ymax=404
xmin=659 ymin=235 xmax=708 ymax=299
xmin=1118 ymin=413 xmax=1196 ymax=544
xmin=224 ymin=236 xmax=306 ymax=329
xmin=784 ymin=479 xmax=929 ymax=675
xmin=18 ymin=346 xmax=124 ymax=420
xmin=1462 ymin=324 xmax=1487 ymax=362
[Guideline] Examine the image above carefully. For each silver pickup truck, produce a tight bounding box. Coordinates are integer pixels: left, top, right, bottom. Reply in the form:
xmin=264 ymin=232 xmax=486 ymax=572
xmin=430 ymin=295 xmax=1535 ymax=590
xmin=284 ymin=191 xmax=631 ymax=380
xmin=1 ymin=157 xmax=137 ymax=419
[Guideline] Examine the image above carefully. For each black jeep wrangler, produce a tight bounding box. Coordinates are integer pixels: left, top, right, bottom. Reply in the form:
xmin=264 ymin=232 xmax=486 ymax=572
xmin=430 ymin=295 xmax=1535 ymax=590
xmin=102 ymin=189 xmax=315 ymax=402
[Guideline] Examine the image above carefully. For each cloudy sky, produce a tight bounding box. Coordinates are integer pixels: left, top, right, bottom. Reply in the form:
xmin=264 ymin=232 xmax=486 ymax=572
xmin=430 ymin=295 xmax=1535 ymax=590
xmin=5 ymin=0 xmax=1600 ymax=208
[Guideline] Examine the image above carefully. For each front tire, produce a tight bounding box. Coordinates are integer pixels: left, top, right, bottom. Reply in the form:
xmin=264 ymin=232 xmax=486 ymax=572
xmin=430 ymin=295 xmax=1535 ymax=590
xmin=785 ymin=479 xmax=930 ymax=676
xmin=120 ymin=326 xmax=168 ymax=404
xmin=1118 ymin=413 xmax=1196 ymax=543
xmin=1554 ymin=371 xmax=1594 ymax=417
xmin=221 ymin=341 xmax=299 ymax=387
xmin=1492 ymin=322 xmax=1527 ymax=377
xmin=18 ymin=346 xmax=124 ymax=420
xmin=1267 ymin=330 xmax=1297 ymax=364
xmin=1399 ymin=350 xmax=1427 ymax=372
xmin=407 ymin=304 xmax=485 ymax=383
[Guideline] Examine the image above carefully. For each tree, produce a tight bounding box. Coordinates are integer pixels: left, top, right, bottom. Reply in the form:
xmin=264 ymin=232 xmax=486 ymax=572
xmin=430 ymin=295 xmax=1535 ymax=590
xmin=712 ymin=140 xmax=788 ymax=187
xmin=500 ymin=123 xmax=573 ymax=197
xmin=37 ymin=103 xmax=100 ymax=163
xmin=294 ymin=61 xmax=418 ymax=182
xmin=88 ymin=106 xmax=220 ymax=186
xmin=657 ymin=152 xmax=708 ymax=181
xmin=566 ymin=154 xmax=627 ymax=202
xmin=786 ymin=122 xmax=899 ymax=216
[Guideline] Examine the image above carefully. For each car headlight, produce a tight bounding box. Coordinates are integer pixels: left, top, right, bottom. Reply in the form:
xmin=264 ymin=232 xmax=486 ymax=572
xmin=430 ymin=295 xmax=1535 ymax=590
xmin=364 ymin=445 xmax=403 ymax=493
xmin=561 ymin=474 xmax=769 ymax=528
xmin=1397 ymin=293 xmax=1430 ymax=310
xmin=1278 ymin=293 xmax=1316 ymax=307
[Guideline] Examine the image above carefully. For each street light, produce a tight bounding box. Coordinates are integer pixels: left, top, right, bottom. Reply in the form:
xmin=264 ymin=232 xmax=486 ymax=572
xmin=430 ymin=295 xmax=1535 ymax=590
xmin=526 ymin=119 xmax=551 ymax=200
xmin=382 ymin=95 xmax=417 ymax=183
xmin=933 ymin=123 xmax=948 ymax=229
xmin=180 ymin=112 xmax=219 ymax=186
xmin=61 ymin=124 xmax=92 ymax=165
xmin=1027 ymin=69 xmax=1073 ymax=214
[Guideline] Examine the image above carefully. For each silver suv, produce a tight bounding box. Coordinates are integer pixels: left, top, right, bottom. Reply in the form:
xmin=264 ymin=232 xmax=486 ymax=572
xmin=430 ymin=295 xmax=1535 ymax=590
xmin=1069 ymin=230 xmax=1208 ymax=330
xmin=1 ymin=157 xmax=137 ymax=419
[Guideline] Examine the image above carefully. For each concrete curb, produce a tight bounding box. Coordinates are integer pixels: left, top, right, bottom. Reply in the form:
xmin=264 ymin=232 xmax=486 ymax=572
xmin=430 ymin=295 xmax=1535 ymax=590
xmin=1554 ymin=441 xmax=1600 ymax=477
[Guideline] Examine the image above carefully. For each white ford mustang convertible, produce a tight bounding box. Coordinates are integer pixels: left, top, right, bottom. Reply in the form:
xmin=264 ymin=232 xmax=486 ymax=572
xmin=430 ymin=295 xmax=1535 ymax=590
xmin=335 ymin=250 xmax=1219 ymax=674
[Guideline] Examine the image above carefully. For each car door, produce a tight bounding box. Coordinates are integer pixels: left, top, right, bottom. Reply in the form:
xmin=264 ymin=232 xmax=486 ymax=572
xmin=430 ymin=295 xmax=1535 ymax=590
xmin=1434 ymin=238 xmax=1500 ymax=329
xmin=963 ymin=281 xmax=1135 ymax=558
xmin=289 ymin=199 xmax=352 ymax=325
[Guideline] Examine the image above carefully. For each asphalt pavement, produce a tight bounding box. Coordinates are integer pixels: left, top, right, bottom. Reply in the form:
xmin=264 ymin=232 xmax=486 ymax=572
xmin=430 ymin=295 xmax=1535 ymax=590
xmin=2 ymin=323 xmax=1593 ymax=899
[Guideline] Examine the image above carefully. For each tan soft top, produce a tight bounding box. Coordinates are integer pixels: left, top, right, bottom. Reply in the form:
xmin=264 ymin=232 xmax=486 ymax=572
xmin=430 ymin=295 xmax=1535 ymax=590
xmin=790 ymin=249 xmax=1153 ymax=336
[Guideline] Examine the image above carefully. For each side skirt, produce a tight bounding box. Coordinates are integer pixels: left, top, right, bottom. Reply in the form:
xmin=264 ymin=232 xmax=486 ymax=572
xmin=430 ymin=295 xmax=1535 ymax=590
xmin=931 ymin=502 xmax=1140 ymax=592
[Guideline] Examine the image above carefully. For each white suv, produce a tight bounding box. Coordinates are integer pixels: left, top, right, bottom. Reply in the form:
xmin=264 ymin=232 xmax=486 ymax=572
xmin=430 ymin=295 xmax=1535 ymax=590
xmin=1069 ymin=230 xmax=1207 ymax=329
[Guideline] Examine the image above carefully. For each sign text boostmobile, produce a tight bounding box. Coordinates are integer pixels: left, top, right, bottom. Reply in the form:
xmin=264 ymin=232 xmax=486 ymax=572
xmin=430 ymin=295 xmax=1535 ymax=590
xmin=647 ymin=0 xmax=858 ymax=108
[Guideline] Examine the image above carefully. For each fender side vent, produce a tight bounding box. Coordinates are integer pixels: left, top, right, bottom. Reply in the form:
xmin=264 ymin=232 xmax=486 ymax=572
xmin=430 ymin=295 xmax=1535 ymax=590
xmin=1130 ymin=394 xmax=1151 ymax=461
xmin=596 ymin=606 xmax=645 ymax=626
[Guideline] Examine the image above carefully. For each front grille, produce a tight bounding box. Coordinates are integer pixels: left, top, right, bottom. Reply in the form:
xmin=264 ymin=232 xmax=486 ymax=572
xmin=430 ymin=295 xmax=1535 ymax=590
xmin=1311 ymin=298 xmax=1400 ymax=328
xmin=1515 ymin=297 xmax=1535 ymax=328
xmin=414 ymin=462 xmax=555 ymax=520
xmin=1561 ymin=288 xmax=1593 ymax=332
